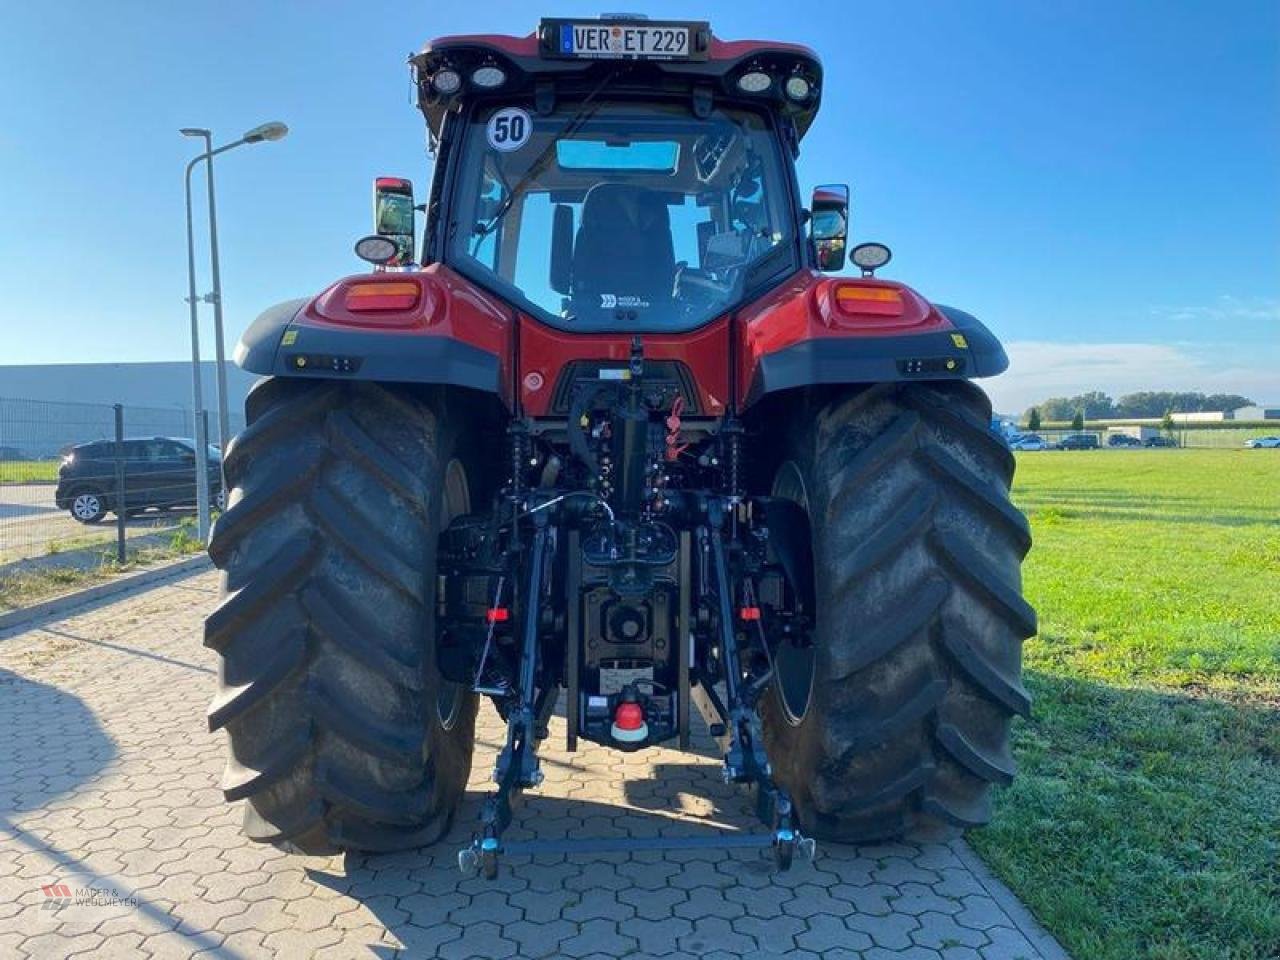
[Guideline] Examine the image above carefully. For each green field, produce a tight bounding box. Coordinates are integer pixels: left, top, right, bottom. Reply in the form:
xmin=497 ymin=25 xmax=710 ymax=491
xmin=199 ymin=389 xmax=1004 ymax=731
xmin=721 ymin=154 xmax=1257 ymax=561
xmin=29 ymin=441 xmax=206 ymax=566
xmin=0 ymin=459 xmax=59 ymax=484
xmin=976 ymin=450 xmax=1280 ymax=959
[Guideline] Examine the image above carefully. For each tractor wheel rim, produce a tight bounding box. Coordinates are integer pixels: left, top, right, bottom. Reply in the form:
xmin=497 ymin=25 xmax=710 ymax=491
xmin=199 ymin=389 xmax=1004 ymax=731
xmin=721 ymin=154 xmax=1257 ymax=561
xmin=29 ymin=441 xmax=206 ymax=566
xmin=73 ymin=494 xmax=101 ymax=520
xmin=771 ymin=460 xmax=817 ymax=726
xmin=435 ymin=457 xmax=470 ymax=730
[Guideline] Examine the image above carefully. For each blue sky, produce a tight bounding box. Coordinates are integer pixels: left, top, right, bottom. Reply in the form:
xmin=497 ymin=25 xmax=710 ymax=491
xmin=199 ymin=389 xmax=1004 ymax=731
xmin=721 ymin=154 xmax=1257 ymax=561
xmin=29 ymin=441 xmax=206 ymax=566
xmin=1 ymin=1 xmax=1277 ymax=411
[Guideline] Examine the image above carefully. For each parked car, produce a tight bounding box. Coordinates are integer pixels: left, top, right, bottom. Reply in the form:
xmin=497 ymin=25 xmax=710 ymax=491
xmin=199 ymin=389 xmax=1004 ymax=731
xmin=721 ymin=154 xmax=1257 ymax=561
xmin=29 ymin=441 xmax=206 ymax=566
xmin=1011 ymin=434 xmax=1049 ymax=451
xmin=1144 ymin=436 xmax=1178 ymax=448
xmin=1244 ymin=436 xmax=1280 ymax=448
xmin=55 ymin=437 xmax=223 ymax=524
xmin=1057 ymin=433 xmax=1100 ymax=450
xmin=1107 ymin=434 xmax=1142 ymax=447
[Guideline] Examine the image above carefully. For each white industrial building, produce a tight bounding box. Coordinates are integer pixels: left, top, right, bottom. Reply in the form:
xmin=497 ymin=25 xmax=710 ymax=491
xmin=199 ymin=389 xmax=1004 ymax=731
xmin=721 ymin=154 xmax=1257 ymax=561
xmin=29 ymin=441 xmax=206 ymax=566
xmin=1230 ymin=405 xmax=1280 ymax=420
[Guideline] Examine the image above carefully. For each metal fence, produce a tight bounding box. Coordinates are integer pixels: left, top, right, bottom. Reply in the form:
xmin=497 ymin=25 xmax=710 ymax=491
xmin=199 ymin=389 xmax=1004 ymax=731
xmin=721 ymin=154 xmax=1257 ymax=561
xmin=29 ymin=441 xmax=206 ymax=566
xmin=1012 ymin=427 xmax=1276 ymax=450
xmin=0 ymin=397 xmax=244 ymax=567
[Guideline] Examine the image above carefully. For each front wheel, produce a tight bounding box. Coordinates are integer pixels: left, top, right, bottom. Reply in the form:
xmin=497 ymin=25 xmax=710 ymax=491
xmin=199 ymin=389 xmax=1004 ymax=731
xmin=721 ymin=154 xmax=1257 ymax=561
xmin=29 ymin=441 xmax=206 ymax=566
xmin=204 ymin=378 xmax=478 ymax=854
xmin=761 ymin=381 xmax=1036 ymax=842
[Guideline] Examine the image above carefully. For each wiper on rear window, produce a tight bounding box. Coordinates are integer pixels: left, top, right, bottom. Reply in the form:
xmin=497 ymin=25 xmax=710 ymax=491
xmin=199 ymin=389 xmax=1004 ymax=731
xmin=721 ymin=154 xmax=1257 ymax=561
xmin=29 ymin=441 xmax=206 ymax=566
xmin=471 ymin=71 xmax=620 ymax=246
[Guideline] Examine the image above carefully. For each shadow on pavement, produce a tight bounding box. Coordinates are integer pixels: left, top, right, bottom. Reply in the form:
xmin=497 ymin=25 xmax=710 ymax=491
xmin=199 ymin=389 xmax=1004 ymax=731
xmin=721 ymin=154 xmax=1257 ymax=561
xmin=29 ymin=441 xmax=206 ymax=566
xmin=36 ymin=625 xmax=215 ymax=675
xmin=0 ymin=502 xmax=60 ymax=519
xmin=0 ymin=667 xmax=240 ymax=958
xmin=299 ymin=744 xmax=816 ymax=958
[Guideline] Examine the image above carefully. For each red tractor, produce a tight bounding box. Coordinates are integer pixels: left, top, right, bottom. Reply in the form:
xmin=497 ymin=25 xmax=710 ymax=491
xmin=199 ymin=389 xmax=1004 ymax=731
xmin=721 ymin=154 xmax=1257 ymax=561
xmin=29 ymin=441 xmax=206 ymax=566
xmin=207 ymin=16 xmax=1034 ymax=876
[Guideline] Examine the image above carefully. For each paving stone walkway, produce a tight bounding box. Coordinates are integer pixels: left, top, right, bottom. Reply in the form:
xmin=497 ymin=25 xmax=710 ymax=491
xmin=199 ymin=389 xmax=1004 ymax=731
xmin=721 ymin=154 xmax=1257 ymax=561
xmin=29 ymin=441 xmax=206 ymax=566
xmin=0 ymin=571 xmax=1068 ymax=959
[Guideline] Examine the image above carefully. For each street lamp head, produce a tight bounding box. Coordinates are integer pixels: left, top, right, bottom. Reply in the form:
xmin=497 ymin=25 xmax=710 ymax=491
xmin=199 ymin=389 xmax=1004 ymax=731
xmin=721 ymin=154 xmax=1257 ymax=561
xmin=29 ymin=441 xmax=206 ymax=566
xmin=180 ymin=127 xmax=211 ymax=138
xmin=243 ymin=121 xmax=289 ymax=144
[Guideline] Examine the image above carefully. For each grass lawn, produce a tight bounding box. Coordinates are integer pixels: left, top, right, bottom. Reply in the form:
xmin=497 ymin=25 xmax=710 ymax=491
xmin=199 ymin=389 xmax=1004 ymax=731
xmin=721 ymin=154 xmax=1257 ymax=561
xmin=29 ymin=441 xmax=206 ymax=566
xmin=974 ymin=450 xmax=1280 ymax=959
xmin=0 ymin=459 xmax=60 ymax=484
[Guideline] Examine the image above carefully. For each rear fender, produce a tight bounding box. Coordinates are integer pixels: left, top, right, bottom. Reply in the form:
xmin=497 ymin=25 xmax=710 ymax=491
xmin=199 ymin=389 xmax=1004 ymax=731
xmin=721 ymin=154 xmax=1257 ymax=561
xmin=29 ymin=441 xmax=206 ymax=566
xmin=738 ymin=271 xmax=1008 ymax=409
xmin=233 ymin=264 xmax=513 ymax=403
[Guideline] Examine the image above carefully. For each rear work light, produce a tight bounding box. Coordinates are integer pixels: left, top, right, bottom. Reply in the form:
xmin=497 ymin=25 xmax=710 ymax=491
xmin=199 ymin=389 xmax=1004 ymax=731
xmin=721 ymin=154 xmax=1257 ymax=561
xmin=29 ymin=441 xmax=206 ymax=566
xmin=834 ymin=284 xmax=904 ymax=318
xmin=737 ymin=71 xmax=772 ymax=93
xmin=432 ymin=69 xmax=462 ymax=95
xmin=471 ymin=65 xmax=506 ymax=89
xmin=343 ymin=281 xmax=421 ymax=312
xmin=784 ymin=75 xmax=812 ymax=101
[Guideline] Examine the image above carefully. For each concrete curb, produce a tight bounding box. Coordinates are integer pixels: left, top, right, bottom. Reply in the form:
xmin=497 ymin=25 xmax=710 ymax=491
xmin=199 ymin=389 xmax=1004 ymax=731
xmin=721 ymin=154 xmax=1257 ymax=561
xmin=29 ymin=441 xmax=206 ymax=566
xmin=0 ymin=553 xmax=212 ymax=637
xmin=954 ymin=839 xmax=1073 ymax=959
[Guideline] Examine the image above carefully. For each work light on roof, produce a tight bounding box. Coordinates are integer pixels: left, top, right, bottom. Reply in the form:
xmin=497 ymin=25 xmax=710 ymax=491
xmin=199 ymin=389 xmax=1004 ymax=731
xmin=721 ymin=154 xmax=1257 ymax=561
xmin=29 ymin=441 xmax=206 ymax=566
xmin=851 ymin=242 xmax=893 ymax=276
xmin=432 ymin=69 xmax=463 ymax=95
xmin=737 ymin=71 xmax=772 ymax=93
xmin=471 ymin=66 xmax=507 ymax=89
xmin=354 ymin=235 xmax=399 ymax=266
xmin=784 ymin=75 xmax=812 ymax=101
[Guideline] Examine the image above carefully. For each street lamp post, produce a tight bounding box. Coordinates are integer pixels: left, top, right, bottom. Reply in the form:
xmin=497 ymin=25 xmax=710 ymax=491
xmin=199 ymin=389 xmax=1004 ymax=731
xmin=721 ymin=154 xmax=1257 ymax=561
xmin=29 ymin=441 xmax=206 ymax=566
xmin=181 ymin=122 xmax=288 ymax=539
xmin=183 ymin=144 xmax=212 ymax=542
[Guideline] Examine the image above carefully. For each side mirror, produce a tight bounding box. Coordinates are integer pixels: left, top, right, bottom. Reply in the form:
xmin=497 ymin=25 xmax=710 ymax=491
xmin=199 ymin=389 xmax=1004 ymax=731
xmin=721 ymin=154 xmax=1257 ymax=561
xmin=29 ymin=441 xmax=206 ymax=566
xmin=549 ymin=204 xmax=574 ymax=294
xmin=810 ymin=184 xmax=849 ymax=272
xmin=373 ymin=177 xmax=416 ymax=265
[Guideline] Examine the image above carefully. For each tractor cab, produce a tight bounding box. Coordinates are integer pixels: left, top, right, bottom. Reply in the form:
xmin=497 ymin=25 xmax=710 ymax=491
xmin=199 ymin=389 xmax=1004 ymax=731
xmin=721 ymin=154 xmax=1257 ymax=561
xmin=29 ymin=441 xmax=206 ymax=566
xmin=387 ymin=17 xmax=844 ymax=330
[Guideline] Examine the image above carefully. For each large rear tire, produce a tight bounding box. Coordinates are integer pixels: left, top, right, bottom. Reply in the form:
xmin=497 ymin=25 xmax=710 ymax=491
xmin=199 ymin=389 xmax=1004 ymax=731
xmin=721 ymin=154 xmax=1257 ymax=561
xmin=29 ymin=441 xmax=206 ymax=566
xmin=761 ymin=381 xmax=1035 ymax=842
xmin=204 ymin=378 xmax=477 ymax=854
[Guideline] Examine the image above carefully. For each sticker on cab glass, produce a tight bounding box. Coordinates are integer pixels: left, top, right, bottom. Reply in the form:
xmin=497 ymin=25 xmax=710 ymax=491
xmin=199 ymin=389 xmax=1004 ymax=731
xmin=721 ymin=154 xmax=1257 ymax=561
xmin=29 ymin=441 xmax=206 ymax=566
xmin=486 ymin=108 xmax=532 ymax=152
xmin=600 ymin=294 xmax=650 ymax=309
xmin=950 ymin=333 xmax=968 ymax=349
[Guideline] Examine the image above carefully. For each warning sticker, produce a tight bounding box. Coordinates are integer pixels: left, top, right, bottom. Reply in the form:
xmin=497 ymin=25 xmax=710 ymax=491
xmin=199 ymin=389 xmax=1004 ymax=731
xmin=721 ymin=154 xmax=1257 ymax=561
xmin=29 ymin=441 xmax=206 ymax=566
xmin=281 ymin=329 xmax=298 ymax=346
xmin=950 ymin=333 xmax=968 ymax=349
xmin=486 ymin=107 xmax=532 ymax=152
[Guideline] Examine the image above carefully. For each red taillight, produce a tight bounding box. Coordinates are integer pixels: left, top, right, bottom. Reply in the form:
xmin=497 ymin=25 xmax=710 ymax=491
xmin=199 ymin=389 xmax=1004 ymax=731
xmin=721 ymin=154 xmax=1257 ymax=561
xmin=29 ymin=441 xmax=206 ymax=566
xmin=833 ymin=283 xmax=905 ymax=318
xmin=485 ymin=607 xmax=510 ymax=623
xmin=739 ymin=606 xmax=762 ymax=621
xmin=343 ymin=281 xmax=421 ymax=312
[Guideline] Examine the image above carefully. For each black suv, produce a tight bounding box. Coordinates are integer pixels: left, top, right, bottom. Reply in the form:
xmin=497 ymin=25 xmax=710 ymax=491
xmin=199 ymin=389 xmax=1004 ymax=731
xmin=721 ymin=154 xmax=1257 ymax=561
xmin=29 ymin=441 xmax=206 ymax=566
xmin=55 ymin=437 xmax=223 ymax=524
xmin=1107 ymin=434 xmax=1142 ymax=447
xmin=1057 ymin=433 xmax=1100 ymax=450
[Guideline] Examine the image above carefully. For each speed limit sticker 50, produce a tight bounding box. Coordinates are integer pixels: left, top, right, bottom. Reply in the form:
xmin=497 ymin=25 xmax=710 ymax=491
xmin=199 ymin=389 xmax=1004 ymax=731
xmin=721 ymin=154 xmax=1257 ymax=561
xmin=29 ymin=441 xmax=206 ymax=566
xmin=486 ymin=107 xmax=532 ymax=152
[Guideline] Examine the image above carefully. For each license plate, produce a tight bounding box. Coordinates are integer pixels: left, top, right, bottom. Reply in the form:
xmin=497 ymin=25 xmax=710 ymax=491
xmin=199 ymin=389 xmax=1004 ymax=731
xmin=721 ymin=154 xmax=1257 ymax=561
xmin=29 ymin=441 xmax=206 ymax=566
xmin=551 ymin=21 xmax=698 ymax=60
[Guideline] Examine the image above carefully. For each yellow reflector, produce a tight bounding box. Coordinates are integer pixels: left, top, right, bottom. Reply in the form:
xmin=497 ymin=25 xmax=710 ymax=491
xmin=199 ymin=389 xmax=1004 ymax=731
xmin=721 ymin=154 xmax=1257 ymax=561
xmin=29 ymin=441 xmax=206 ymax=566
xmin=346 ymin=282 xmax=420 ymax=297
xmin=836 ymin=286 xmax=901 ymax=303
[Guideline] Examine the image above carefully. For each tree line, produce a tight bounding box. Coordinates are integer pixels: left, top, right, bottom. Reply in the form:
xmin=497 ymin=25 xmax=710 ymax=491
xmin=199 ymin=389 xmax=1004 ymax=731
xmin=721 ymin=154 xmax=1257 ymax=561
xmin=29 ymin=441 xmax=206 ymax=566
xmin=1024 ymin=391 xmax=1254 ymax=423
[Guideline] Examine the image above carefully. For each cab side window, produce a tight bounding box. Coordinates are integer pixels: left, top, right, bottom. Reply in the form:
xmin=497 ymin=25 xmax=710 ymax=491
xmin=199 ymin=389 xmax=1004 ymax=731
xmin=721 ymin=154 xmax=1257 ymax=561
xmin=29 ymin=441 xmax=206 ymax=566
xmin=470 ymin=163 xmax=506 ymax=273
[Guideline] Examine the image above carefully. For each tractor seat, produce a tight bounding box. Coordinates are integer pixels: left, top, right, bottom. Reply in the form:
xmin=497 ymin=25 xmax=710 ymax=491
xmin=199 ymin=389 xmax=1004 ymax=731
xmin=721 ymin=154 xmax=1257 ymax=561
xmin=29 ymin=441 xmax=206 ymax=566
xmin=571 ymin=184 xmax=675 ymax=314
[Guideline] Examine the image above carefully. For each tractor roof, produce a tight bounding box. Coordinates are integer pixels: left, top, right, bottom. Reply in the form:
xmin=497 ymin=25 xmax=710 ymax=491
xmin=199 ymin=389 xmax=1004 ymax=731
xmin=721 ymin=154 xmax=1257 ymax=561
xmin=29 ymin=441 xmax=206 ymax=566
xmin=410 ymin=17 xmax=822 ymax=142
